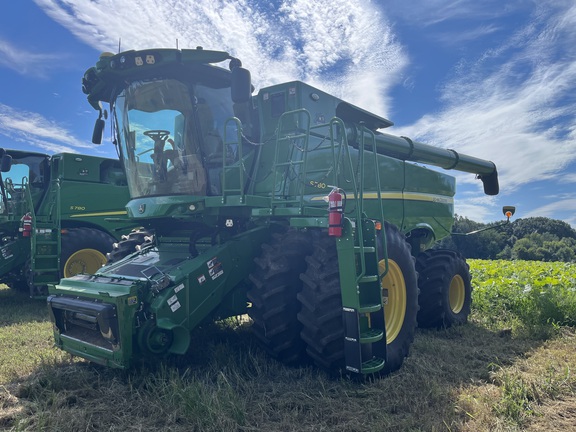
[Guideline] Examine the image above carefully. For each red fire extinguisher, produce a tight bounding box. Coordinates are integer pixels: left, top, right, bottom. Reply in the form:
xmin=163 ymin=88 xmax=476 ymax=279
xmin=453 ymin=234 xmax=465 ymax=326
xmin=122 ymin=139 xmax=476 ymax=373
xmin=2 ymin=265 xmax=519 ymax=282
xmin=328 ymin=188 xmax=344 ymax=237
xmin=20 ymin=213 xmax=33 ymax=237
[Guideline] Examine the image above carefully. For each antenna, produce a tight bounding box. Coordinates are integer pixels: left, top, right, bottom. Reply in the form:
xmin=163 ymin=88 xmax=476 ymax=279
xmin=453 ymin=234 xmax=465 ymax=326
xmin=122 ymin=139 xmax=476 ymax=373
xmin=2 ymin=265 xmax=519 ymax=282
xmin=176 ymin=39 xmax=179 ymax=49
xmin=118 ymin=38 xmax=121 ymax=53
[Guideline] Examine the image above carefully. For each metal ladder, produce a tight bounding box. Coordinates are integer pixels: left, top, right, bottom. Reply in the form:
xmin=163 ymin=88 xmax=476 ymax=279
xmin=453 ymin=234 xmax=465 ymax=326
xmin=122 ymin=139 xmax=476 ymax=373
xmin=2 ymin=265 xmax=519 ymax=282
xmin=336 ymin=125 xmax=388 ymax=374
xmin=25 ymin=177 xmax=62 ymax=297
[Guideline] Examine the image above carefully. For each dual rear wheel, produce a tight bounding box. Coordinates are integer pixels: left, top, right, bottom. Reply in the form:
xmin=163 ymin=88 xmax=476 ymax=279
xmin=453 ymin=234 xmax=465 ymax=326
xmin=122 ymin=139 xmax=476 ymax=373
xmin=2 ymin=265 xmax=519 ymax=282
xmin=416 ymin=249 xmax=472 ymax=328
xmin=248 ymin=227 xmax=473 ymax=376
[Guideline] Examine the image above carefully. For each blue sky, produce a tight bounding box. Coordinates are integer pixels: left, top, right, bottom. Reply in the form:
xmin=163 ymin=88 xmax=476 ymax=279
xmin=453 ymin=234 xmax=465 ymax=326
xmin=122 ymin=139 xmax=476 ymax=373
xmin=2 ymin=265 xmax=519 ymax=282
xmin=1 ymin=0 xmax=575 ymax=227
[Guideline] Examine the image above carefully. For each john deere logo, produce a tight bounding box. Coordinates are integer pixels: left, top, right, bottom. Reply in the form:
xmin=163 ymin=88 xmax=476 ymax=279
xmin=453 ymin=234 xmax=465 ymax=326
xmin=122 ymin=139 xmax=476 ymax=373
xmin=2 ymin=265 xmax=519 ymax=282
xmin=138 ymin=204 xmax=146 ymax=214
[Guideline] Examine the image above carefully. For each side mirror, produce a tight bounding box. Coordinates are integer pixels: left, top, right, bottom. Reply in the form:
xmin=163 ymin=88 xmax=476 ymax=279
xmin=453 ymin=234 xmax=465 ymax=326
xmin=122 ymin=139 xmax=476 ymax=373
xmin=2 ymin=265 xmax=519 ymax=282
xmin=92 ymin=117 xmax=105 ymax=144
xmin=1 ymin=154 xmax=12 ymax=172
xmin=231 ymin=67 xmax=252 ymax=104
xmin=502 ymin=206 xmax=516 ymax=220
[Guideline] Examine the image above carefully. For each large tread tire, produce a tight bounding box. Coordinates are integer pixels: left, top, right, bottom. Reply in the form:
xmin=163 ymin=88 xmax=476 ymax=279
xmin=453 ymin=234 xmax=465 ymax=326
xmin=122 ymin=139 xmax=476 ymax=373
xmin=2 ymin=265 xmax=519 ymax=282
xmin=6 ymin=260 xmax=32 ymax=292
xmin=416 ymin=249 xmax=472 ymax=328
xmin=297 ymin=223 xmax=419 ymax=376
xmin=297 ymin=234 xmax=343 ymax=372
xmin=61 ymin=228 xmax=116 ymax=277
xmin=247 ymin=229 xmax=314 ymax=365
xmin=106 ymin=228 xmax=154 ymax=264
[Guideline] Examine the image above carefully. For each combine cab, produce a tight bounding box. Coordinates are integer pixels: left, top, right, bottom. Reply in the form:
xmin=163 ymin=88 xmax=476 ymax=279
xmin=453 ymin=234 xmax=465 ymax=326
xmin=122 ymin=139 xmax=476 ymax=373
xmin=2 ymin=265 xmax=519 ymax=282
xmin=48 ymin=48 xmax=501 ymax=376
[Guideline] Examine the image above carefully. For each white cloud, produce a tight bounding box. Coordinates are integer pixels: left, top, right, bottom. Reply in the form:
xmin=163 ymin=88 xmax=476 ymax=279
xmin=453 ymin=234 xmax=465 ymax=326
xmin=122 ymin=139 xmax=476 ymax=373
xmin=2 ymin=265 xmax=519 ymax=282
xmin=526 ymin=199 xmax=576 ymax=228
xmin=33 ymin=0 xmax=407 ymax=117
xmin=0 ymin=38 xmax=62 ymax=77
xmin=559 ymin=173 xmax=576 ymax=184
xmin=382 ymin=0 xmax=529 ymax=31
xmin=0 ymin=103 xmax=91 ymax=151
xmin=454 ymin=193 xmax=498 ymax=222
xmin=390 ymin=2 xmax=576 ymax=221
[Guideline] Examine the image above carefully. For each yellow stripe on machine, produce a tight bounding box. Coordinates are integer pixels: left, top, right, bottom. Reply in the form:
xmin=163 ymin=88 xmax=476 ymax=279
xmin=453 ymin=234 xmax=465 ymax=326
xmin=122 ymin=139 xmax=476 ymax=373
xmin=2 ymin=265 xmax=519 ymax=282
xmin=70 ymin=210 xmax=128 ymax=218
xmin=311 ymin=192 xmax=453 ymax=205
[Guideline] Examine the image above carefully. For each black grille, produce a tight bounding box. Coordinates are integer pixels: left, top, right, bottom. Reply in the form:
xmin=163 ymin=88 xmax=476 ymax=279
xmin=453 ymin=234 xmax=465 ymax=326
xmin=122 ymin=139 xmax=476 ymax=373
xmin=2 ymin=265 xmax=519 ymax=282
xmin=47 ymin=296 xmax=120 ymax=351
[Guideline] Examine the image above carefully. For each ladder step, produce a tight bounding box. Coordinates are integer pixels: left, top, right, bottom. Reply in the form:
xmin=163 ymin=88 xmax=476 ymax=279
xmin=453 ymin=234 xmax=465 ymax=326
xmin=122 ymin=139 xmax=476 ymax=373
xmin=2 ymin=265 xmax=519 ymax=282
xmin=358 ymin=303 xmax=382 ymax=314
xmin=354 ymin=246 xmax=376 ymax=253
xmin=32 ymin=276 xmax=60 ymax=285
xmin=360 ymin=328 xmax=384 ymax=344
xmin=358 ymin=275 xmax=378 ymax=284
xmin=274 ymin=160 xmax=304 ymax=167
xmin=362 ymin=357 xmax=386 ymax=374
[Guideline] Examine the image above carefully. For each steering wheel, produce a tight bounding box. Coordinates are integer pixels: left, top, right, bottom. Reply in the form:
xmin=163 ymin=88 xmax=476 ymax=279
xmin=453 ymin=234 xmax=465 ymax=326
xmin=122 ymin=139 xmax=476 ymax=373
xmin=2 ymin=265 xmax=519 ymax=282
xmin=143 ymin=130 xmax=170 ymax=142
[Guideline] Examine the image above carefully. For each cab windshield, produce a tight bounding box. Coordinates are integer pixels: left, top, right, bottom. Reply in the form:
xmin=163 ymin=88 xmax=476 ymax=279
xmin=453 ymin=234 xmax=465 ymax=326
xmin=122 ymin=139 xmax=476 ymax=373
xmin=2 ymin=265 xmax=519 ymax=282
xmin=114 ymin=79 xmax=237 ymax=198
xmin=0 ymin=153 xmax=48 ymax=216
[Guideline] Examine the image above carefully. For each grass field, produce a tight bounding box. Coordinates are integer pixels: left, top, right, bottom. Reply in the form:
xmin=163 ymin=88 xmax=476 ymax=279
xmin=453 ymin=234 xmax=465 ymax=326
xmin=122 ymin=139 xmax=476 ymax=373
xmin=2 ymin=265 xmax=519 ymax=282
xmin=1 ymin=259 xmax=575 ymax=431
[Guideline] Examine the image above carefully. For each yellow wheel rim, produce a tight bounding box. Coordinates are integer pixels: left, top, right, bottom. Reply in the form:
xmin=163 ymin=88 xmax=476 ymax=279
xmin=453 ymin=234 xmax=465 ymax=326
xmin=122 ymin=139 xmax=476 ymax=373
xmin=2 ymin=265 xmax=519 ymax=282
xmin=379 ymin=259 xmax=406 ymax=344
xmin=449 ymin=274 xmax=465 ymax=314
xmin=63 ymin=248 xmax=106 ymax=277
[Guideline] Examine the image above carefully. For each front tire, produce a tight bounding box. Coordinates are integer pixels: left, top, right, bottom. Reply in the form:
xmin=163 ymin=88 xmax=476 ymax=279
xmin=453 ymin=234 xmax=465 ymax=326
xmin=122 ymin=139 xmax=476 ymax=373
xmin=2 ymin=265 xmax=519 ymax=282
xmin=416 ymin=249 xmax=472 ymax=328
xmin=247 ymin=229 xmax=313 ymax=365
xmin=297 ymin=223 xmax=419 ymax=376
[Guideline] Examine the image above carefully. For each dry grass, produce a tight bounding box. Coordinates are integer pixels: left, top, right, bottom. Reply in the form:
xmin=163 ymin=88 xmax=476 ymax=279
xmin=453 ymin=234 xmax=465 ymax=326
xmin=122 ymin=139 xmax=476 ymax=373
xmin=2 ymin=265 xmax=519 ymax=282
xmin=0 ymin=284 xmax=574 ymax=431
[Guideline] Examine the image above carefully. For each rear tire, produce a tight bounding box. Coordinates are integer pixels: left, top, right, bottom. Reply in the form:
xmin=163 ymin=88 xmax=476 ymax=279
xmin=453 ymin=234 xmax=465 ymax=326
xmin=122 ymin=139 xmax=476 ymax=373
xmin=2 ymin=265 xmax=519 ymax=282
xmin=297 ymin=223 xmax=419 ymax=376
xmin=6 ymin=260 xmax=32 ymax=292
xmin=247 ymin=229 xmax=313 ymax=365
xmin=416 ymin=249 xmax=472 ymax=328
xmin=61 ymin=228 xmax=116 ymax=277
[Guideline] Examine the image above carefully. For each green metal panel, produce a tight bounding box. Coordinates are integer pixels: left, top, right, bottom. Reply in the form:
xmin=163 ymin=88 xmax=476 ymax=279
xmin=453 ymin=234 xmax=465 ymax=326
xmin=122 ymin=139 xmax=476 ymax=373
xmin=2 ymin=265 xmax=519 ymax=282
xmin=402 ymin=162 xmax=456 ymax=242
xmin=49 ymin=274 xmax=139 ymax=368
xmin=48 ymin=225 xmax=270 ymax=367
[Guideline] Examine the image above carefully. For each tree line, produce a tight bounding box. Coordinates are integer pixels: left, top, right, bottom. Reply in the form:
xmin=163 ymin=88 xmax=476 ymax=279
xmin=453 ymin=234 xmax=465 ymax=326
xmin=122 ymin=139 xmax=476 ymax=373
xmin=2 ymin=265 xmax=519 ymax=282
xmin=436 ymin=216 xmax=576 ymax=262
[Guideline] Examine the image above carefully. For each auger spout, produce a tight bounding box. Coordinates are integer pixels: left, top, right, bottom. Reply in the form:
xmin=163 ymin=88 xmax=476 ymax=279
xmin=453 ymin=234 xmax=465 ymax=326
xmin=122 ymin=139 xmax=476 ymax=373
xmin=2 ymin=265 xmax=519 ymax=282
xmin=346 ymin=126 xmax=499 ymax=195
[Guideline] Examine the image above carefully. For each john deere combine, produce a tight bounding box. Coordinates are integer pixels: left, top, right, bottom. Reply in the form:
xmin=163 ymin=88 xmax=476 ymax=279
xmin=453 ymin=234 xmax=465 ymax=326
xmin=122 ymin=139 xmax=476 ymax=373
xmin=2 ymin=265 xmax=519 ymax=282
xmin=47 ymin=47 xmax=502 ymax=376
xmin=0 ymin=149 xmax=130 ymax=297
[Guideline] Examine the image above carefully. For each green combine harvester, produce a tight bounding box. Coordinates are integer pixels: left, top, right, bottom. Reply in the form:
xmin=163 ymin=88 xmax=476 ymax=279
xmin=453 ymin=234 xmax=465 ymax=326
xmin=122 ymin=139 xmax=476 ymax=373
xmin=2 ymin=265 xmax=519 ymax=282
xmin=0 ymin=149 xmax=130 ymax=297
xmin=47 ymin=47 xmax=505 ymax=376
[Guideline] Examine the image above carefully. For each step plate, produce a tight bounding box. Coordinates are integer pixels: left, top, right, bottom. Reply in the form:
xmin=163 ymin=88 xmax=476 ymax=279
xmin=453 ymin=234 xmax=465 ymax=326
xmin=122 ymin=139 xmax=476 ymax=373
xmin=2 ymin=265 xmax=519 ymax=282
xmin=343 ymin=307 xmax=362 ymax=373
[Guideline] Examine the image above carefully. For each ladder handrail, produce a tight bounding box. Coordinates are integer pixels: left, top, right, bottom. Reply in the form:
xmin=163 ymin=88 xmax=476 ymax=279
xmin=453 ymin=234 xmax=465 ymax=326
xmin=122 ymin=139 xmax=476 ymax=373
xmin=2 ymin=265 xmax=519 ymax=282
xmin=221 ymin=116 xmax=245 ymax=199
xmin=272 ymin=109 xmax=311 ymax=206
xmin=261 ymin=108 xmax=390 ymax=283
xmin=359 ymin=125 xmax=388 ymax=277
